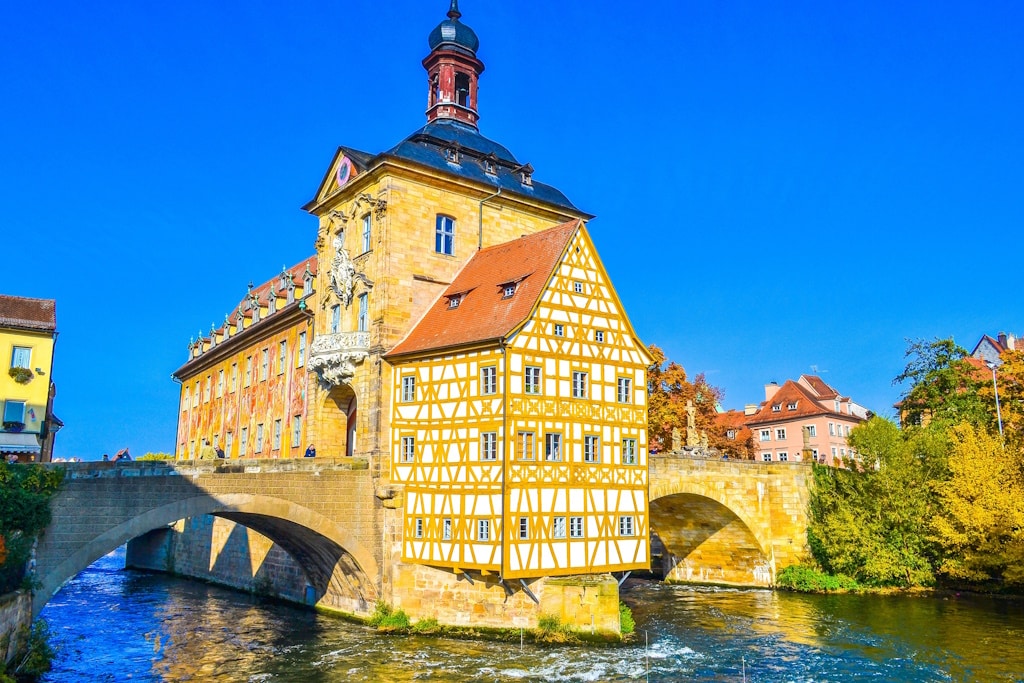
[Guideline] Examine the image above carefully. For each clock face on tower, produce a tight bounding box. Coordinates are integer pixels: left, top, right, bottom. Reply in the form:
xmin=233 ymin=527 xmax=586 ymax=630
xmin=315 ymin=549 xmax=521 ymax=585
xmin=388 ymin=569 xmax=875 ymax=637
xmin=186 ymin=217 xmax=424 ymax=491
xmin=336 ymin=155 xmax=356 ymax=189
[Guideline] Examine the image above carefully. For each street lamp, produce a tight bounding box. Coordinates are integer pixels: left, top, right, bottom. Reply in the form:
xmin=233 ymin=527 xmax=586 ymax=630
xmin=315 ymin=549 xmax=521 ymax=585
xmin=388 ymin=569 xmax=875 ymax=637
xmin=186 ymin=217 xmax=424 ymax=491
xmin=985 ymin=360 xmax=1004 ymax=440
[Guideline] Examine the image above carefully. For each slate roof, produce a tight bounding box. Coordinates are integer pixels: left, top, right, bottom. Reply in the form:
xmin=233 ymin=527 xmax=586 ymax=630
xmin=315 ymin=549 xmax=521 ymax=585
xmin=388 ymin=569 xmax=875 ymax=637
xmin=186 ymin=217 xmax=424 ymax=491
xmin=386 ymin=219 xmax=581 ymax=358
xmin=0 ymin=295 xmax=56 ymax=333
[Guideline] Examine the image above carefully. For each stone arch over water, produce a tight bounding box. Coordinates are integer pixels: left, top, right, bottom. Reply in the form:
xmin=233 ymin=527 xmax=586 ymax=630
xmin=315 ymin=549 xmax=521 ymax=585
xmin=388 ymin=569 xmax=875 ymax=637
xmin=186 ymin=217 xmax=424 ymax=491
xmin=34 ymin=492 xmax=380 ymax=616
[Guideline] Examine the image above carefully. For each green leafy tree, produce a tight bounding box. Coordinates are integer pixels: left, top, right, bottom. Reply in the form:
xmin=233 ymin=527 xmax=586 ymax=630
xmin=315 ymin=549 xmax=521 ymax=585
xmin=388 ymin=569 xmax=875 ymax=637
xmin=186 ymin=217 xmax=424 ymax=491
xmin=0 ymin=463 xmax=65 ymax=593
xmin=808 ymin=417 xmax=943 ymax=587
xmin=931 ymin=423 xmax=1024 ymax=587
xmin=894 ymin=337 xmax=990 ymax=429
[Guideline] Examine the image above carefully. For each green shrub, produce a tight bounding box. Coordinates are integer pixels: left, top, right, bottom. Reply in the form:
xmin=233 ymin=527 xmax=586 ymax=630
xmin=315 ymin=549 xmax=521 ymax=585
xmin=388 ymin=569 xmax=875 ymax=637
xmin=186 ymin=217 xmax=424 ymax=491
xmin=618 ymin=601 xmax=635 ymax=634
xmin=0 ymin=620 xmax=56 ymax=680
xmin=777 ymin=565 xmax=859 ymax=592
xmin=368 ymin=600 xmax=410 ymax=630
xmin=411 ymin=617 xmax=440 ymax=634
xmin=138 ymin=452 xmax=175 ymax=461
xmin=0 ymin=463 xmax=65 ymax=594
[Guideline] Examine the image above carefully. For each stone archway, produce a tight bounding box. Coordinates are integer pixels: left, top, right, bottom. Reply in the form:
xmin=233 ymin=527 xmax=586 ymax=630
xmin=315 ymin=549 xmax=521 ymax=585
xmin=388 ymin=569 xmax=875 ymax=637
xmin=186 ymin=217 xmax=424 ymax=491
xmin=650 ymin=492 xmax=774 ymax=586
xmin=316 ymin=384 xmax=357 ymax=459
xmin=33 ymin=493 xmax=379 ymax=616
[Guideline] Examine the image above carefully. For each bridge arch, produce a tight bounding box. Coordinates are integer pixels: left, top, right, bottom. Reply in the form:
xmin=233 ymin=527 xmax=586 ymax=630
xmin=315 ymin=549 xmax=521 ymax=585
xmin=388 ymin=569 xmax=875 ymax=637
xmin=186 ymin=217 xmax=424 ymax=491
xmin=34 ymin=493 xmax=380 ymax=616
xmin=649 ymin=479 xmax=775 ymax=586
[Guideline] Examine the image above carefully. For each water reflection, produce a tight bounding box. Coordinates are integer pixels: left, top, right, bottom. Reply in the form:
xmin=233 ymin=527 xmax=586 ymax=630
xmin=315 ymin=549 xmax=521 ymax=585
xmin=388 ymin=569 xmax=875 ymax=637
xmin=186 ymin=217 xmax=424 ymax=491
xmin=40 ymin=551 xmax=1024 ymax=683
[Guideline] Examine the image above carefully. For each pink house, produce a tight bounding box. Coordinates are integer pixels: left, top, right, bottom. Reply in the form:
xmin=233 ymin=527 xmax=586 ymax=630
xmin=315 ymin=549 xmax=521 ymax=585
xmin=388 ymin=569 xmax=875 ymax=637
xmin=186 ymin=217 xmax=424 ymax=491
xmin=743 ymin=375 xmax=868 ymax=466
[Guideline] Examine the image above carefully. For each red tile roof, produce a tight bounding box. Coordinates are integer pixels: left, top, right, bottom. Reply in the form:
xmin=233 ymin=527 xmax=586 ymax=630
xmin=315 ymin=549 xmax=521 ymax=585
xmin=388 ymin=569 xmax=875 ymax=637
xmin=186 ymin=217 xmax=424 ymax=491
xmin=801 ymin=375 xmax=838 ymax=399
xmin=746 ymin=377 xmax=864 ymax=426
xmin=386 ymin=220 xmax=581 ymax=358
xmin=0 ymin=295 xmax=56 ymax=333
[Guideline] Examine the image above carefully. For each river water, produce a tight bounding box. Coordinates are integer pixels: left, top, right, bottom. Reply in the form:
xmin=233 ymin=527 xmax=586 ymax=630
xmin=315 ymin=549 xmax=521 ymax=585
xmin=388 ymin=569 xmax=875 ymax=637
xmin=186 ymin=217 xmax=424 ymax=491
xmin=39 ymin=549 xmax=1024 ymax=682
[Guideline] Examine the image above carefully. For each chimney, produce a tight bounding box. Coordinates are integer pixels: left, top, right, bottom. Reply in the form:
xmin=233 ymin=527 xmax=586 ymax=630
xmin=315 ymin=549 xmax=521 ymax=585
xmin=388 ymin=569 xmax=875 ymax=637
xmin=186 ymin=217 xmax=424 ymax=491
xmin=998 ymin=332 xmax=1008 ymax=349
xmin=764 ymin=382 xmax=780 ymax=402
xmin=1008 ymin=334 xmax=1016 ymax=351
xmin=744 ymin=404 xmax=759 ymax=416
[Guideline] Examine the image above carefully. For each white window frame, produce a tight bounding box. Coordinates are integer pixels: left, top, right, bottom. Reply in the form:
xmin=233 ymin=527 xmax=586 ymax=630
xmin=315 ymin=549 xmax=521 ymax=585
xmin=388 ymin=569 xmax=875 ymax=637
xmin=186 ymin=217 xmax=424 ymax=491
xmin=10 ymin=346 xmax=30 ymax=369
xmin=778 ymin=451 xmax=788 ymax=462
xmin=573 ymin=281 xmax=583 ymax=294
xmin=544 ymin=432 xmax=561 ymax=461
xmin=260 ymin=349 xmax=269 ymax=381
xmin=570 ymin=516 xmax=584 ymax=539
xmin=401 ymin=436 xmax=415 ymax=463
xmin=762 ymin=452 xmax=772 ymax=462
xmin=525 ymin=366 xmax=541 ymax=395
xmin=553 ymin=516 xmax=566 ymax=539
xmin=828 ymin=422 xmax=835 ymax=436
xmin=331 ymin=304 xmax=341 ymax=334
xmin=760 ymin=429 xmax=771 ymax=442
xmin=481 ymin=432 xmax=497 ymax=461
xmin=361 ymin=213 xmax=372 ymax=253
xmin=776 ymin=428 xmax=787 ymax=440
xmin=478 ymin=519 xmax=490 ymax=542
xmin=584 ymin=435 xmax=600 ymax=463
xmin=622 ymin=438 xmax=637 ymax=465
xmin=435 ymin=214 xmax=455 ymax=256
xmin=516 ymin=431 xmax=535 ymax=461
xmin=595 ymin=330 xmax=604 ymax=343
xmin=572 ymin=371 xmax=587 ymax=399
xmin=273 ymin=419 xmax=282 ymax=450
xmin=518 ymin=517 xmax=528 ymax=540
xmin=402 ymin=375 xmax=416 ymax=402
xmin=415 ymin=518 xmax=424 ymax=539
xmin=619 ymin=515 xmax=635 ymax=536
xmin=481 ymin=366 xmax=497 ymax=395
xmin=617 ymin=377 xmax=631 ymax=403
xmin=240 ymin=427 xmax=248 ymax=455
xmin=278 ymin=341 xmax=287 ymax=375
xmin=256 ymin=423 xmax=264 ymax=452
xmin=806 ymin=425 xmax=817 ymax=437
xmin=3 ymin=400 xmax=26 ymax=424
xmin=442 ymin=518 xmax=452 ymax=541
xmin=297 ymin=331 xmax=307 ymax=367
xmin=292 ymin=415 xmax=301 ymax=448
xmin=554 ymin=324 xmax=564 ymax=337
xmin=357 ymin=294 xmax=368 ymax=332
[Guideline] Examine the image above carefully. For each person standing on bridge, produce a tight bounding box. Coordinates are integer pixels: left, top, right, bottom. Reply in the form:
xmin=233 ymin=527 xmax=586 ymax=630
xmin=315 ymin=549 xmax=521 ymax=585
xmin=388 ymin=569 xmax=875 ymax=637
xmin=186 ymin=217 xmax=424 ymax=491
xmin=304 ymin=443 xmax=316 ymax=458
xmin=198 ymin=439 xmax=217 ymax=460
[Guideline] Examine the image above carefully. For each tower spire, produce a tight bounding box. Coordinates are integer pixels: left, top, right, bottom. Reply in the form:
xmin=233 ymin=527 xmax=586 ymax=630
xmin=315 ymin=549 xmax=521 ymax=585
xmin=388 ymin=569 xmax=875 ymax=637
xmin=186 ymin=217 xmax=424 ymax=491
xmin=424 ymin=0 xmax=485 ymax=128
xmin=447 ymin=0 xmax=461 ymax=20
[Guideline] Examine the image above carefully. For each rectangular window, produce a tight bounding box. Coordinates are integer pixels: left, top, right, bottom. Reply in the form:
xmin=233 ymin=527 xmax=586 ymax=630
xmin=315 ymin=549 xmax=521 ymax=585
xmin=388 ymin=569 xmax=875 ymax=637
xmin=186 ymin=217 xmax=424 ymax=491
xmin=760 ymin=429 xmax=770 ymax=441
xmin=845 ymin=425 xmax=851 ymax=437
xmin=216 ymin=370 xmax=224 ymax=398
xmin=401 ymin=436 xmax=415 ymax=463
xmin=331 ymin=305 xmax=341 ymax=334
xmin=481 ymin=432 xmax=497 ymax=461
xmin=245 ymin=357 xmax=252 ymax=386
xmin=776 ymin=428 xmax=787 ymax=440
xmin=518 ymin=517 xmax=528 ymax=540
xmin=572 ymin=371 xmax=587 ymax=399
xmin=622 ymin=438 xmax=637 ymax=465
xmin=584 ymin=435 xmax=600 ymax=463
xmin=415 ymin=518 xmax=424 ymax=539
xmin=480 ymin=366 xmax=497 ymax=395
xmin=569 ymin=516 xmax=584 ymax=538
xmin=292 ymin=416 xmax=301 ymax=448
xmin=261 ymin=349 xmax=269 ymax=381
xmin=573 ymin=281 xmax=583 ymax=294
xmin=193 ymin=383 xmax=199 ymax=406
xmin=435 ymin=215 xmax=455 ymax=255
xmin=442 ymin=519 xmax=452 ymax=541
xmin=273 ymin=419 xmax=282 ymax=450
xmin=225 ymin=432 xmax=233 ymax=456
xmin=779 ymin=451 xmax=789 ymax=462
xmin=3 ymin=400 xmax=26 ymax=424
xmin=727 ymin=429 xmax=736 ymax=440
xmin=231 ymin=363 xmax=238 ymax=392
xmin=812 ymin=449 xmax=819 ymax=461
xmin=553 ymin=516 xmax=566 ymax=539
xmin=617 ymin=377 xmax=631 ymax=403
xmin=361 ymin=213 xmax=372 ymax=253
xmin=525 ymin=366 xmax=541 ymax=395
xmin=831 ymin=446 xmax=838 ymax=458
xmin=595 ymin=330 xmax=604 ymax=343
xmin=828 ymin=422 xmax=835 ymax=436
xmin=402 ymin=375 xmax=416 ymax=402
xmin=278 ymin=341 xmax=287 ymax=374
xmin=10 ymin=346 xmax=30 ymax=369
xmin=787 ymin=402 xmax=798 ymax=411
xmin=762 ymin=452 xmax=772 ymax=462
xmin=240 ymin=427 xmax=248 ymax=455
xmin=840 ymin=448 xmax=846 ymax=456
xmin=297 ymin=332 xmax=307 ymax=367
xmin=806 ymin=425 xmax=817 ymax=437
xmin=619 ymin=516 xmax=635 ymax=536
xmin=478 ymin=519 xmax=490 ymax=542
xmin=554 ymin=324 xmax=564 ymax=337
xmin=358 ymin=294 xmax=368 ymax=332
xmin=256 ymin=424 xmax=264 ymax=453
xmin=516 ymin=431 xmax=535 ymax=460
xmin=204 ymin=376 xmax=211 ymax=402
xmin=544 ymin=432 xmax=561 ymax=461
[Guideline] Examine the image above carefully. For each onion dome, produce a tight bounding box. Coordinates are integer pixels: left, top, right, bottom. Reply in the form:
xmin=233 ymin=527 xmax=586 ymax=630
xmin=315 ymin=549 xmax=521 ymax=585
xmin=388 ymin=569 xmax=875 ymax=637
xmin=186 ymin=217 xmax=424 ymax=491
xmin=428 ymin=0 xmax=479 ymax=53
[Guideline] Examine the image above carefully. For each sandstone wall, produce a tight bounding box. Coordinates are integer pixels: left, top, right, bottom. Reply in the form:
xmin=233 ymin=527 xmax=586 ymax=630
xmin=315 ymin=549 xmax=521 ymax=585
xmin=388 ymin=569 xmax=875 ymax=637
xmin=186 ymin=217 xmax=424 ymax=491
xmin=0 ymin=591 xmax=31 ymax=667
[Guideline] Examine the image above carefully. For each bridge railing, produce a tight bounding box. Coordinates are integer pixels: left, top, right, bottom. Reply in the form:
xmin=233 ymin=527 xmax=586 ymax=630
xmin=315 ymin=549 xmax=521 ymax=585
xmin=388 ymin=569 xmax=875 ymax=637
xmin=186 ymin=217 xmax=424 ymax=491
xmin=42 ymin=457 xmax=371 ymax=479
xmin=650 ymin=451 xmax=813 ymax=469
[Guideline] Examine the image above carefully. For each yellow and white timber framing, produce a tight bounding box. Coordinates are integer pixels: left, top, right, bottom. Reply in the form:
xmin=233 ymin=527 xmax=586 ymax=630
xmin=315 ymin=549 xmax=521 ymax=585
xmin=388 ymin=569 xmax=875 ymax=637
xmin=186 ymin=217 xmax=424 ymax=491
xmin=389 ymin=224 xmax=652 ymax=580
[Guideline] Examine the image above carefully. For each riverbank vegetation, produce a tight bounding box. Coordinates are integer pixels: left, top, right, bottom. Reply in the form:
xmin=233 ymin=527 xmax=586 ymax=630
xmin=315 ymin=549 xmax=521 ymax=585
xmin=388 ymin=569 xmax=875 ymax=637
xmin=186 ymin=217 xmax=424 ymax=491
xmin=793 ymin=338 xmax=1024 ymax=594
xmin=0 ymin=463 xmax=64 ymax=594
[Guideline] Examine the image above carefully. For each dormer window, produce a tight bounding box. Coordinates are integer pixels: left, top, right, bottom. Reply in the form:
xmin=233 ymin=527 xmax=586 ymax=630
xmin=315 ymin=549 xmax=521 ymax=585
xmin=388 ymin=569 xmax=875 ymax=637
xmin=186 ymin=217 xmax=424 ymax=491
xmin=771 ymin=404 xmax=781 ymax=412
xmin=448 ymin=294 xmax=462 ymax=309
xmin=516 ymin=163 xmax=534 ymax=186
xmin=268 ymin=288 xmax=277 ymax=315
xmin=503 ymin=284 xmax=516 ymax=298
xmin=303 ymin=263 xmax=314 ymax=295
xmin=445 ymin=146 xmax=461 ymax=164
xmin=483 ymin=154 xmax=498 ymax=175
xmin=787 ymin=402 xmax=797 ymax=411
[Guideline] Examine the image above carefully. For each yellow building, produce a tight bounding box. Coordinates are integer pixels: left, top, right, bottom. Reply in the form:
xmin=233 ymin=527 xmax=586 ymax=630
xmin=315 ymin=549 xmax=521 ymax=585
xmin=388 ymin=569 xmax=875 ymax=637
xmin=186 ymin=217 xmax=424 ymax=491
xmin=386 ymin=220 xmax=651 ymax=579
xmin=173 ymin=260 xmax=318 ymax=459
xmin=1 ymin=295 xmax=60 ymax=462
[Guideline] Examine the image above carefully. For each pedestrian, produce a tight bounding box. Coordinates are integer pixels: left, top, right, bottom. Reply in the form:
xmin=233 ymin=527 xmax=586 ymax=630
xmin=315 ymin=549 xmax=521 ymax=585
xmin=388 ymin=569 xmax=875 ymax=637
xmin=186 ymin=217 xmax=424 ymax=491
xmin=102 ymin=453 xmax=110 ymax=462
xmin=304 ymin=443 xmax=316 ymax=458
xmin=215 ymin=442 xmax=226 ymax=459
xmin=114 ymin=447 xmax=132 ymax=462
xmin=199 ymin=439 xmax=216 ymax=460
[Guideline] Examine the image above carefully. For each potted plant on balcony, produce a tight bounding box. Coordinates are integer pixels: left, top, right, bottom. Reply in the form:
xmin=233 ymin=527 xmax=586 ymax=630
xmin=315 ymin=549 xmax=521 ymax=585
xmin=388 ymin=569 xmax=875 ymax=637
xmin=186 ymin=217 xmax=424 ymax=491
xmin=2 ymin=421 xmax=24 ymax=432
xmin=8 ymin=367 xmax=33 ymax=384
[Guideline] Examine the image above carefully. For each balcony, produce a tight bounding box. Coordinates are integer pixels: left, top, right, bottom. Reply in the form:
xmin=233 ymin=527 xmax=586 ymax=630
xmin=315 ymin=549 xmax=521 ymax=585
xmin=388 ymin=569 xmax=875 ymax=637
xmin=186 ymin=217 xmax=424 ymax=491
xmin=308 ymin=331 xmax=371 ymax=387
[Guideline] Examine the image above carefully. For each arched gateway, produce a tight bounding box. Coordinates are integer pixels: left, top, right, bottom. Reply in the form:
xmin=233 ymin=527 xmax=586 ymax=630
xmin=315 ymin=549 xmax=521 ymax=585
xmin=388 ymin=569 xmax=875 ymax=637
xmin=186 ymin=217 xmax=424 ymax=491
xmin=32 ymin=460 xmax=380 ymax=616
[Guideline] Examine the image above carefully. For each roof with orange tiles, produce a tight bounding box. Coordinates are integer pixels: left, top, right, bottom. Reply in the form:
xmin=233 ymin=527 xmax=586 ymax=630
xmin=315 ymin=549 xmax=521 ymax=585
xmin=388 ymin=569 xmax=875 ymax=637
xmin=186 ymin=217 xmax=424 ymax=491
xmin=0 ymin=295 xmax=56 ymax=333
xmin=745 ymin=378 xmax=865 ymax=426
xmin=386 ymin=220 xmax=581 ymax=358
xmin=801 ymin=375 xmax=838 ymax=399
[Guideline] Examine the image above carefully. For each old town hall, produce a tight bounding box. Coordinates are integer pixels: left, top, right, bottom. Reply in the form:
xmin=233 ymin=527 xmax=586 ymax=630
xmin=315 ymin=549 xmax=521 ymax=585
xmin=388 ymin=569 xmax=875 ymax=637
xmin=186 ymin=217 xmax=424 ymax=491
xmin=173 ymin=1 xmax=651 ymax=623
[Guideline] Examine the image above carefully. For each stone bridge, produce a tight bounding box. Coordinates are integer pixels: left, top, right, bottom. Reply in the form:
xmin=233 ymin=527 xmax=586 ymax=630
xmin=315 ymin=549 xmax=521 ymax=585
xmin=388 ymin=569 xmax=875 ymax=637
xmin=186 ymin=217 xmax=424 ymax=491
xmin=32 ymin=455 xmax=811 ymax=617
xmin=33 ymin=458 xmax=384 ymax=617
xmin=649 ymin=454 xmax=812 ymax=586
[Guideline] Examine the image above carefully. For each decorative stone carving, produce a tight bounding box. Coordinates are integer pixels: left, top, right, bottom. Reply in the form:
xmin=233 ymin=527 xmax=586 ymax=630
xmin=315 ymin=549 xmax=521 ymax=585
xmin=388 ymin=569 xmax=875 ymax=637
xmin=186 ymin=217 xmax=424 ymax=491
xmin=308 ymin=332 xmax=371 ymax=387
xmin=330 ymin=237 xmax=357 ymax=307
xmin=686 ymin=399 xmax=699 ymax=447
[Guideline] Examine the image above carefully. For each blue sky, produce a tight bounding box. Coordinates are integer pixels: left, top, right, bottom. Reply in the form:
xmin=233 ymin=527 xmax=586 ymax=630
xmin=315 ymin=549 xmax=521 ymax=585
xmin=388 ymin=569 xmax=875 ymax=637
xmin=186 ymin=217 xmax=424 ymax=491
xmin=1 ymin=1 xmax=1022 ymax=458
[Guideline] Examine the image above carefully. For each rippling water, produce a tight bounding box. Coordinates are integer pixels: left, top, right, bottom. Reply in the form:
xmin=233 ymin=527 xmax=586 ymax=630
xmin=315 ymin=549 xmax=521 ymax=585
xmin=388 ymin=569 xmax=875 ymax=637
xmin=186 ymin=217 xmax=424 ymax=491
xmin=40 ymin=550 xmax=1024 ymax=682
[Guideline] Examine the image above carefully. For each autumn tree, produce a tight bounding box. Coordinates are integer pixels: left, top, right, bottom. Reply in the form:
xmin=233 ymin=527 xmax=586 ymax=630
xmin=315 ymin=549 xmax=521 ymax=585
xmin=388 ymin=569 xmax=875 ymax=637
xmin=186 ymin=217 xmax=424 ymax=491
xmin=977 ymin=348 xmax=1024 ymax=451
xmin=931 ymin=423 xmax=1024 ymax=587
xmin=646 ymin=345 xmax=736 ymax=453
xmin=894 ymin=337 xmax=990 ymax=430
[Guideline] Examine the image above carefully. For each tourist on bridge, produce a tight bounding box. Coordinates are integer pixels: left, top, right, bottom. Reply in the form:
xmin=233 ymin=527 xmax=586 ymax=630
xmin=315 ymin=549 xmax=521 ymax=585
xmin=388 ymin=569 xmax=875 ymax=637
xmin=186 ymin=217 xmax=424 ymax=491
xmin=304 ymin=443 xmax=316 ymax=458
xmin=198 ymin=439 xmax=217 ymax=460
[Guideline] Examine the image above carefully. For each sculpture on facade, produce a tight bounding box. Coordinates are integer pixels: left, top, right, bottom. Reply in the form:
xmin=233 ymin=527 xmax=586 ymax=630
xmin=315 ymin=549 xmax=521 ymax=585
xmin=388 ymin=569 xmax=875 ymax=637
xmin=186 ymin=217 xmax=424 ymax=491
xmin=330 ymin=236 xmax=357 ymax=308
xmin=307 ymin=331 xmax=370 ymax=388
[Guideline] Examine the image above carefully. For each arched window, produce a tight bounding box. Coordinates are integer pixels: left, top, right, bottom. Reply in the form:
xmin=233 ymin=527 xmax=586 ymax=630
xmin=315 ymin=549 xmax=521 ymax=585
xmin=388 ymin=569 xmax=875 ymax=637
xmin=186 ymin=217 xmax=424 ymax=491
xmin=430 ymin=73 xmax=440 ymax=106
xmin=455 ymin=72 xmax=471 ymax=108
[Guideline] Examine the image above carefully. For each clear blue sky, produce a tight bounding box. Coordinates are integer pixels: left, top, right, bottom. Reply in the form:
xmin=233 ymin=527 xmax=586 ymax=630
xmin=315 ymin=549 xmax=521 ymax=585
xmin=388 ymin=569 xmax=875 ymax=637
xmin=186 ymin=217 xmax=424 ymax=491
xmin=2 ymin=1 xmax=1022 ymax=458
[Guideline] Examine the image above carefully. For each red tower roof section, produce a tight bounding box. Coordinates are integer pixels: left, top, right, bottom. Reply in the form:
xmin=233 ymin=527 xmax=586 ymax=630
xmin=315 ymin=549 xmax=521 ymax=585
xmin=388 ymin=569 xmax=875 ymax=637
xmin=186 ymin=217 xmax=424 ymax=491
xmin=386 ymin=220 xmax=581 ymax=358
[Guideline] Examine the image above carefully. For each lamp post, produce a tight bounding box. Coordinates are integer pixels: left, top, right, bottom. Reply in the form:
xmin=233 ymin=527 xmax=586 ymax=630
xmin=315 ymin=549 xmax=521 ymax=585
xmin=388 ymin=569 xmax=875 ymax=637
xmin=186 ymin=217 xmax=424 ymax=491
xmin=985 ymin=360 xmax=1004 ymax=440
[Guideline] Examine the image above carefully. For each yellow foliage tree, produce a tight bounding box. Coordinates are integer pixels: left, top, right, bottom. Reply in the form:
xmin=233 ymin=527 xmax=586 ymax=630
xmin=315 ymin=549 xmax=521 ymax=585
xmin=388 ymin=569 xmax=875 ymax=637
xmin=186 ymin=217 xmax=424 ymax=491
xmin=977 ymin=348 xmax=1024 ymax=452
xmin=931 ymin=423 xmax=1024 ymax=586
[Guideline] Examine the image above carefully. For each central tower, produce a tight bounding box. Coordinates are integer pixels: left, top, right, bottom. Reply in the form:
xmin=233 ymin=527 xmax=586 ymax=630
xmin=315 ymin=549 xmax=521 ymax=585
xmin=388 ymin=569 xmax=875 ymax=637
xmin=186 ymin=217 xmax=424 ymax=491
xmin=424 ymin=0 xmax=485 ymax=128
